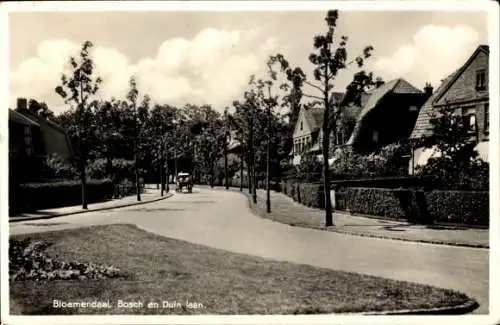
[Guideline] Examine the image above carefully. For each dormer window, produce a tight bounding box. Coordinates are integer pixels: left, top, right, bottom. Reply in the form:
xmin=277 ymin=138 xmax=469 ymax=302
xmin=476 ymin=69 xmax=487 ymax=90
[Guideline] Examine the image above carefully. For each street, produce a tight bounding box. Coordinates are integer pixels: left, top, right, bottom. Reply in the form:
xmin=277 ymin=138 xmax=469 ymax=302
xmin=10 ymin=187 xmax=489 ymax=314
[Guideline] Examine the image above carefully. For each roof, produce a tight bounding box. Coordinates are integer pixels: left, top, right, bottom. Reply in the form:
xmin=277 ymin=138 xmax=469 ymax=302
xmin=9 ymin=109 xmax=40 ymax=127
xmin=409 ymin=71 xmax=458 ymax=139
xmin=410 ymin=44 xmax=489 ymax=139
xmin=346 ymin=78 xmax=423 ymax=145
xmin=302 ymin=92 xmax=356 ymax=131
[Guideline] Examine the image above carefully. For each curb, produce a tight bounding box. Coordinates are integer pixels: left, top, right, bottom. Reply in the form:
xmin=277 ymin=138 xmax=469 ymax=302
xmin=9 ymin=193 xmax=174 ymax=223
xmin=329 ymin=228 xmax=489 ymax=249
xmin=348 ymin=298 xmax=479 ymax=315
xmin=231 ymin=189 xmax=489 ymax=249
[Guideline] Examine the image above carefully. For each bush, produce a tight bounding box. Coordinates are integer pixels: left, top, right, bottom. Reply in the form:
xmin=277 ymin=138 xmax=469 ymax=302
xmin=113 ymin=178 xmax=145 ymax=199
xmin=43 ymin=153 xmax=78 ymax=180
xmin=12 ymin=179 xmax=114 ymax=213
xmin=87 ymin=158 xmax=137 ymax=183
xmin=298 ymin=183 xmax=325 ymax=208
xmin=341 ymin=187 xmax=489 ymax=226
xmin=343 ymin=187 xmax=410 ymax=220
xmin=425 ymin=190 xmax=489 ymax=226
xmin=417 ymin=157 xmax=489 ymax=190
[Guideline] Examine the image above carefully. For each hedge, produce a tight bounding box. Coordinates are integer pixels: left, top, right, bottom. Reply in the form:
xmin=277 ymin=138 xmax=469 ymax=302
xmin=342 ymin=187 xmax=414 ymax=221
xmin=279 ymin=182 xmax=489 ymax=226
xmin=298 ymin=183 xmax=325 ymax=209
xmin=425 ymin=190 xmax=489 ymax=226
xmin=341 ymin=187 xmax=488 ymax=226
xmin=11 ymin=179 xmax=114 ymax=213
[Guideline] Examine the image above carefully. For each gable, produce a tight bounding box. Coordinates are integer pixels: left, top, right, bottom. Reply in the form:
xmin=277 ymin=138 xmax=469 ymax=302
xmin=434 ymin=48 xmax=489 ymax=106
xmin=293 ymin=109 xmax=314 ymax=138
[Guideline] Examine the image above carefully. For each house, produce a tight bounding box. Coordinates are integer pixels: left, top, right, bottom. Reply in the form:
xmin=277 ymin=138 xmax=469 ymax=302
xmin=9 ymin=98 xmax=73 ymax=162
xmin=409 ymin=45 xmax=489 ymax=173
xmin=291 ymin=78 xmax=430 ymax=165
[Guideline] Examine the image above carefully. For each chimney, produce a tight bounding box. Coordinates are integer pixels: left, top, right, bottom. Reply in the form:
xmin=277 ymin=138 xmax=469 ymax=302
xmin=424 ymin=82 xmax=433 ymax=96
xmin=16 ymin=98 xmax=28 ymax=111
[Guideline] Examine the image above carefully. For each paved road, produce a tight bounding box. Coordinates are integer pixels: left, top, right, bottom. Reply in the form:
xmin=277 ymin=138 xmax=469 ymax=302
xmin=10 ymin=187 xmax=489 ymax=314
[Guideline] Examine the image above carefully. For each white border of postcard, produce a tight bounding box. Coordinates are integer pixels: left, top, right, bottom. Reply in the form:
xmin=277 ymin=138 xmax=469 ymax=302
xmin=1 ymin=1 xmax=499 ymax=325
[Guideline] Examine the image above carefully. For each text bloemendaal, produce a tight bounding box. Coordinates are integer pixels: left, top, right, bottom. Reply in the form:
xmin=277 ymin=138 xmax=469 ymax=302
xmin=53 ymin=300 xmax=112 ymax=308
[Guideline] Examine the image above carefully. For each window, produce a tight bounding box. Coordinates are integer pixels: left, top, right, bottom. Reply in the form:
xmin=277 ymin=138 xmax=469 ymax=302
xmin=24 ymin=126 xmax=32 ymax=155
xmin=372 ymin=130 xmax=379 ymax=143
xmin=476 ymin=70 xmax=487 ymax=90
xmin=300 ymin=121 xmax=303 ymax=131
xmin=462 ymin=107 xmax=477 ymax=133
xmin=484 ymin=103 xmax=489 ymax=133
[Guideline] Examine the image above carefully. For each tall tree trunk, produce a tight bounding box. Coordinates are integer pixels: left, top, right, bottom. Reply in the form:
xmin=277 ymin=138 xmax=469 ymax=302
xmin=165 ymin=152 xmax=169 ymax=193
xmin=322 ymin=66 xmax=333 ymax=227
xmin=160 ymin=154 xmax=164 ymax=196
xmin=240 ymin=143 xmax=244 ymax=192
xmin=249 ymin=113 xmax=257 ymax=203
xmin=80 ymin=154 xmax=88 ymax=209
xmin=210 ymin=159 xmax=214 ymax=188
xmin=224 ymin=141 xmax=229 ymax=190
xmin=266 ymin=103 xmax=271 ymax=213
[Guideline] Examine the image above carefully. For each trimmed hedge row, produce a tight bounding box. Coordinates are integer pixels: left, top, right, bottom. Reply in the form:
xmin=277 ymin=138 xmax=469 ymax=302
xmin=10 ymin=179 xmax=114 ymax=213
xmin=280 ymin=181 xmax=489 ymax=226
xmin=280 ymin=180 xmax=325 ymax=209
xmin=425 ymin=190 xmax=489 ymax=226
xmin=340 ymin=187 xmax=489 ymax=226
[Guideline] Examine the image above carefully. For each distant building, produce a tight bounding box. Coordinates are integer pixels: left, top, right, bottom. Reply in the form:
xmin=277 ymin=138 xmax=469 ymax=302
xmin=409 ymin=45 xmax=489 ymax=173
xmin=291 ymin=78 xmax=429 ymax=166
xmin=9 ymin=98 xmax=73 ymax=161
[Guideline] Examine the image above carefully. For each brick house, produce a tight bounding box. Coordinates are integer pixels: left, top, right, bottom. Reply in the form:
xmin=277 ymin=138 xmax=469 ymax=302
xmin=409 ymin=45 xmax=489 ymax=173
xmin=291 ymin=78 xmax=429 ymax=165
xmin=9 ymin=98 xmax=73 ymax=162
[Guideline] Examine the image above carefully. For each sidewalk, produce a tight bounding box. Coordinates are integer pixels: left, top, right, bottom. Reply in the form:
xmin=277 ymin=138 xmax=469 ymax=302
xmin=239 ymin=188 xmax=488 ymax=248
xmin=10 ymin=188 xmax=173 ymax=222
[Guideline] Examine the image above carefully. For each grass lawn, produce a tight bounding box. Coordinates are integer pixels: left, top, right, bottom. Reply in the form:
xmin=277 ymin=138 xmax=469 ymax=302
xmin=235 ymin=188 xmax=488 ymax=248
xmin=10 ymin=223 xmax=474 ymax=315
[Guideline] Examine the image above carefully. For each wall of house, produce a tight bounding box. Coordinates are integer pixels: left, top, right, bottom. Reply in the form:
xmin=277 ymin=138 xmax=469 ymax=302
xmin=39 ymin=120 xmax=73 ymax=159
xmin=292 ymin=111 xmax=314 ymax=157
xmin=434 ymin=50 xmax=489 ymax=142
xmin=351 ymin=93 xmax=427 ymax=154
xmin=435 ymin=50 xmax=488 ymax=106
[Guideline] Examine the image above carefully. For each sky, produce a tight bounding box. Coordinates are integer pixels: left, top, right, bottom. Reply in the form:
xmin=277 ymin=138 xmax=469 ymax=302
xmin=8 ymin=9 xmax=489 ymax=115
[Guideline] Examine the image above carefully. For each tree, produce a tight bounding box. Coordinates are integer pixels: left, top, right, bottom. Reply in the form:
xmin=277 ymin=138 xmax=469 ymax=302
xmin=415 ymin=102 xmax=488 ymax=190
xmin=24 ymin=99 xmax=55 ymax=119
xmin=55 ymin=40 xmax=102 ymax=209
xmin=271 ymin=10 xmax=378 ymax=226
xmin=126 ymin=76 xmax=142 ymax=201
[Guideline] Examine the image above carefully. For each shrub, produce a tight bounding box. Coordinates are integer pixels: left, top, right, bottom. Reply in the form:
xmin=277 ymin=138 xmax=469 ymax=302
xmin=343 ymin=187 xmax=410 ymax=220
xmin=425 ymin=190 xmax=489 ymax=226
xmin=298 ymin=183 xmax=325 ymax=208
xmin=417 ymin=157 xmax=489 ymax=191
xmin=341 ymin=187 xmax=489 ymax=226
xmin=87 ymin=158 xmax=137 ymax=183
xmin=113 ymin=178 xmax=145 ymax=199
xmin=43 ymin=153 xmax=78 ymax=180
xmin=12 ymin=179 xmax=114 ymax=213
